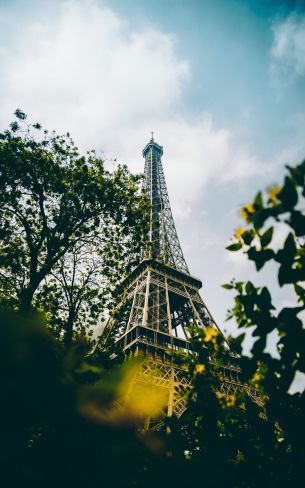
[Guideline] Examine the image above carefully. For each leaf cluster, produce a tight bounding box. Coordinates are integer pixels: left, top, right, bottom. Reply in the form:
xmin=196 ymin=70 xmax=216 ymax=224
xmin=0 ymin=111 xmax=150 ymax=342
xmin=220 ymin=159 xmax=305 ymax=485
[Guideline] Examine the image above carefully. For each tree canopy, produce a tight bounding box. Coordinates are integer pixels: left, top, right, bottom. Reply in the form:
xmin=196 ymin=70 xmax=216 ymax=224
xmin=0 ymin=110 xmax=148 ymax=341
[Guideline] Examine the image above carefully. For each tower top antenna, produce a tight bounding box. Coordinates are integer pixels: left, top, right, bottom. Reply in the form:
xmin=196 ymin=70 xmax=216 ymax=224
xmin=150 ymin=131 xmax=154 ymax=141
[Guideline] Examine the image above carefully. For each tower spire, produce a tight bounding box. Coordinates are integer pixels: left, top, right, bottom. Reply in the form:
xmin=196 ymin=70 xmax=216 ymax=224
xmin=142 ymin=136 xmax=189 ymax=274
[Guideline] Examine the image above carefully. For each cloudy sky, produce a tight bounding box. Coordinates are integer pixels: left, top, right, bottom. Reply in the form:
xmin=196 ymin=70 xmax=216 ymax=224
xmin=1 ymin=0 xmax=305 ymax=354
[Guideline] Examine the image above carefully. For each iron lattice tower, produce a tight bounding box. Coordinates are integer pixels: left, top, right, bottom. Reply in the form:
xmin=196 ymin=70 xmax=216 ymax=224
xmin=103 ymin=136 xmax=262 ymax=429
xmin=141 ymin=138 xmax=189 ymax=274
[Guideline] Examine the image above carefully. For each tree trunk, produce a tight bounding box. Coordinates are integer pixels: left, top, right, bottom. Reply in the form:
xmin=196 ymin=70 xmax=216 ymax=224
xmin=64 ymin=312 xmax=75 ymax=346
xmin=19 ymin=271 xmax=46 ymax=316
xmin=19 ymin=287 xmax=35 ymax=315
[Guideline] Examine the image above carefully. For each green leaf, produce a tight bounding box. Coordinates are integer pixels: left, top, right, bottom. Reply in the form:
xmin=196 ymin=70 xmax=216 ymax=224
xmin=222 ymin=283 xmax=234 ymax=290
xmin=247 ymin=247 xmax=274 ymax=271
xmin=259 ymin=287 xmax=273 ymax=309
xmin=241 ymin=230 xmax=254 ymax=245
xmin=278 ymin=264 xmax=300 ymax=287
xmin=278 ymin=176 xmax=298 ymax=210
xmin=251 ymin=336 xmax=266 ymax=356
xmin=287 ymin=164 xmax=305 ymax=186
xmin=287 ymin=210 xmax=305 ymax=237
xmin=10 ymin=121 xmax=19 ymax=132
xmin=294 ymin=284 xmax=305 ymax=303
xmin=260 ymin=227 xmax=273 ymax=248
xmin=276 ymin=233 xmax=296 ymax=264
xmin=14 ymin=108 xmax=27 ymax=120
xmin=245 ymin=281 xmax=256 ymax=296
xmin=226 ymin=242 xmax=242 ymax=251
xmin=253 ymin=191 xmax=263 ymax=208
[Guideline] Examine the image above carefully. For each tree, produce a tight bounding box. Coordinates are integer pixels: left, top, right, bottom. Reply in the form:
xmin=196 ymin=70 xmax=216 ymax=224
xmin=156 ymin=158 xmax=305 ymax=488
xmin=35 ymin=232 xmax=133 ymax=345
xmin=0 ymin=110 xmax=149 ymax=317
xmin=35 ymin=240 xmax=106 ymax=344
xmin=219 ymin=158 xmax=305 ymax=486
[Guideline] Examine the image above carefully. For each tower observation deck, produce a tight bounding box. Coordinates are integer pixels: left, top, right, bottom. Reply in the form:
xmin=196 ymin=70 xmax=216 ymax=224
xmin=102 ymin=137 xmax=263 ymax=428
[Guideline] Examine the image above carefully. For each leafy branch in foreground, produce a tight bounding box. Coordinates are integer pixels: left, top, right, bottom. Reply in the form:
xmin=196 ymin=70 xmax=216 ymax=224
xmin=221 ymin=158 xmax=305 ymax=485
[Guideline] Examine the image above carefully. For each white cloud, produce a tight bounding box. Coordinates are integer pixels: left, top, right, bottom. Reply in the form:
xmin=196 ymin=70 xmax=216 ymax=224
xmin=0 ymin=0 xmax=189 ymax=140
xmin=0 ymin=0 xmax=263 ymax=219
xmin=271 ymin=12 xmax=305 ymax=86
xmin=221 ymin=247 xmax=254 ymax=283
xmin=111 ymin=115 xmax=267 ymax=218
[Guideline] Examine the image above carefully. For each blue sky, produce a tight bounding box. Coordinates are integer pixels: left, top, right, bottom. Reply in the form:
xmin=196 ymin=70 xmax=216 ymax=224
xmin=1 ymin=0 xmax=305 ymax=362
xmin=106 ymin=0 xmax=305 ymax=157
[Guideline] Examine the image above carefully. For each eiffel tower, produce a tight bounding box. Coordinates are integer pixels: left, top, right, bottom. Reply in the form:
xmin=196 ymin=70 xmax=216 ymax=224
xmin=102 ymin=136 xmax=263 ymax=429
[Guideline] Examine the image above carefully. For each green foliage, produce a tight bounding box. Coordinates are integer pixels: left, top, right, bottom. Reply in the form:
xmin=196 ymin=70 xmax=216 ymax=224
xmin=0 ymin=111 xmax=149 ymax=341
xmin=226 ymin=242 xmax=242 ymax=251
xmin=164 ymin=326 xmax=277 ymax=488
xmin=0 ymin=311 xmax=158 ymax=488
xmin=2 ymin=111 xmax=305 ymax=487
xmin=222 ymin=158 xmax=305 ymax=486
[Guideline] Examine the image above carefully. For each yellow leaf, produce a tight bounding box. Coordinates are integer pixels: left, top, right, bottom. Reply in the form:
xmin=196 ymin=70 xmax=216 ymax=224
xmin=216 ymin=392 xmax=226 ymax=400
xmin=240 ymin=203 xmax=255 ymax=223
xmin=124 ymin=382 xmax=168 ymax=418
xmin=268 ymin=185 xmax=281 ymax=204
xmin=216 ymin=392 xmax=235 ymax=407
xmin=245 ymin=203 xmax=255 ymax=213
xmin=195 ymin=364 xmax=205 ymax=374
xmin=234 ymin=227 xmax=245 ymax=239
xmin=253 ymin=372 xmax=261 ymax=381
xmin=79 ymin=359 xmax=169 ymax=427
xmin=251 ymin=371 xmax=264 ymax=389
xmin=118 ymin=361 xmax=168 ymax=418
xmin=203 ymin=327 xmax=218 ymax=343
xmin=226 ymin=394 xmax=236 ymax=407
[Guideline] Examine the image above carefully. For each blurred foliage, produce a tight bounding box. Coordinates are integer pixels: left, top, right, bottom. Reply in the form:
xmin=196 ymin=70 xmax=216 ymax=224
xmin=0 ymin=311 xmax=165 ymax=488
xmin=219 ymin=158 xmax=305 ymax=486
xmin=1 ymin=112 xmax=305 ymax=487
xmin=0 ymin=110 xmax=149 ymax=342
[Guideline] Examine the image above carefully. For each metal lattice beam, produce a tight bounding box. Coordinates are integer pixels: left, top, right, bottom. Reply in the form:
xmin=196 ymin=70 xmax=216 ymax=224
xmin=142 ymin=138 xmax=189 ymax=274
